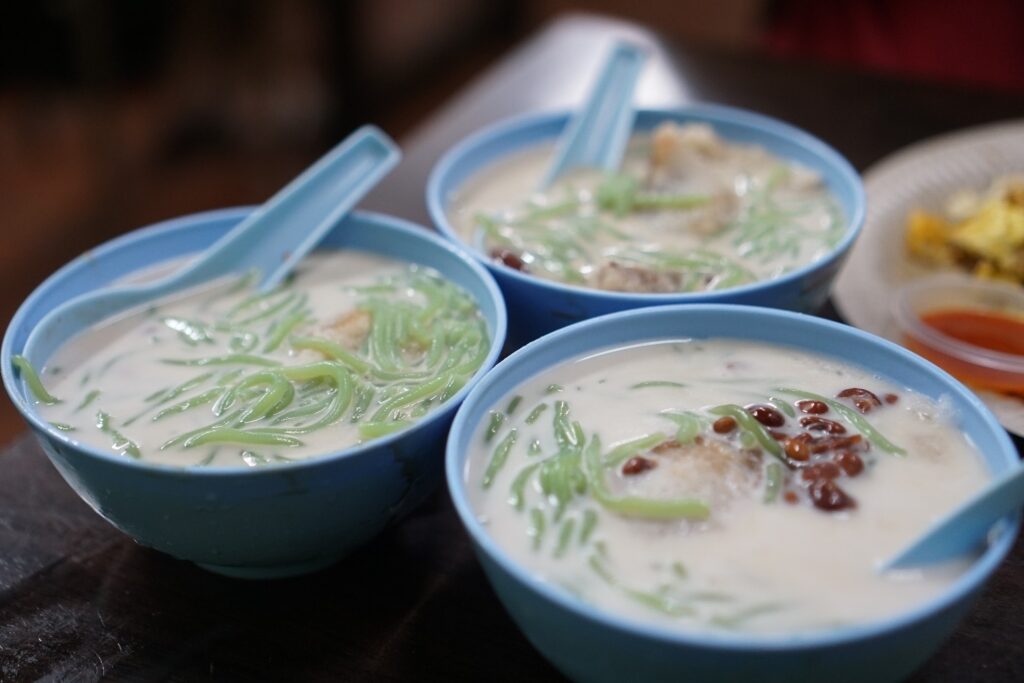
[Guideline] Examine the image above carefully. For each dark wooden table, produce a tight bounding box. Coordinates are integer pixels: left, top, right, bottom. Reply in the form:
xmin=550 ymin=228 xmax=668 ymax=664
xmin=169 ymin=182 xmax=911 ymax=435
xmin=3 ymin=14 xmax=1024 ymax=682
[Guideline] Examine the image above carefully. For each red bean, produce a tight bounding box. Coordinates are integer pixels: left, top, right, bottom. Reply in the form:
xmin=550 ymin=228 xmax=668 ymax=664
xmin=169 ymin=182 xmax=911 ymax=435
xmin=784 ymin=436 xmax=811 ymax=461
xmin=490 ymin=248 xmax=526 ymax=271
xmin=884 ymin=393 xmax=899 ymax=404
xmin=809 ymin=434 xmax=864 ymax=454
xmin=651 ymin=439 xmax=681 ymax=454
xmin=810 ymin=438 xmax=832 ymax=454
xmin=797 ymin=399 xmax=828 ymax=414
xmin=808 ymin=478 xmax=856 ymax=511
xmin=746 ymin=404 xmax=785 ymax=427
xmin=622 ymin=456 xmax=657 ymax=476
xmin=834 ymin=451 xmax=864 ymax=476
xmin=800 ymin=416 xmax=847 ymax=434
xmin=801 ymin=462 xmax=841 ymax=481
xmin=837 ymin=387 xmax=882 ymax=413
xmin=713 ymin=416 xmax=737 ymax=433
xmin=830 ymin=434 xmax=863 ymax=449
xmin=783 ymin=490 xmax=799 ymax=504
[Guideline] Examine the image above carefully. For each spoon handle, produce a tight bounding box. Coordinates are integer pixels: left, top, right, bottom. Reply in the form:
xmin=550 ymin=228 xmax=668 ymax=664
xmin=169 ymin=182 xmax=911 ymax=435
xmin=540 ymin=41 xmax=647 ymax=188
xmin=175 ymin=125 xmax=401 ymax=292
xmin=882 ymin=465 xmax=1024 ymax=571
xmin=21 ymin=126 xmax=400 ymax=367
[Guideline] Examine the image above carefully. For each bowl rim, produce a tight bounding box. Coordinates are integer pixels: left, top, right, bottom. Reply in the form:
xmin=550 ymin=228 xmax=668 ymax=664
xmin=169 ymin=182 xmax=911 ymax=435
xmin=426 ymin=103 xmax=867 ymax=303
xmin=2 ymin=207 xmax=507 ymax=478
xmin=445 ymin=303 xmax=1019 ymax=651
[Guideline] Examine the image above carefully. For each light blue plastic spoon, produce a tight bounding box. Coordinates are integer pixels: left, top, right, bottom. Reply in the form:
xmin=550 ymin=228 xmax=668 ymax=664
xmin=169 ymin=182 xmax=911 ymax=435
xmin=22 ymin=124 xmax=400 ymax=364
xmin=539 ymin=40 xmax=647 ymax=189
xmin=881 ymin=464 xmax=1024 ymax=571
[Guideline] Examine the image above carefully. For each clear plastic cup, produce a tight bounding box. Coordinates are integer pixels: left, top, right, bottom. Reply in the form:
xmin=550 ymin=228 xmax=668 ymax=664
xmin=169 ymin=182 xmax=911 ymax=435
xmin=893 ymin=273 xmax=1024 ymax=393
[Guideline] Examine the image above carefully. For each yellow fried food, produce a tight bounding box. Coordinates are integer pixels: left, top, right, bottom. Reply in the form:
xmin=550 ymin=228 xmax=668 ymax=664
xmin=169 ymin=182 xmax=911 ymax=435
xmin=905 ymin=177 xmax=1024 ymax=283
xmin=905 ymin=209 xmax=955 ymax=266
xmin=948 ymin=201 xmax=1024 ymax=279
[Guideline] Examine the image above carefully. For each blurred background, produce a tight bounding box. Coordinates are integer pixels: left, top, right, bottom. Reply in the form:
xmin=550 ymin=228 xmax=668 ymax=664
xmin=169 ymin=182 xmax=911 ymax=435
xmin=2 ymin=0 xmax=1023 ymax=444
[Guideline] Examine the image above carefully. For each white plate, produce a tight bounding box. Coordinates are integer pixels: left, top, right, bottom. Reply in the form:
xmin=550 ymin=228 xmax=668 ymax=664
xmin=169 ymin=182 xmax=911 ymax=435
xmin=833 ymin=120 xmax=1024 ymax=435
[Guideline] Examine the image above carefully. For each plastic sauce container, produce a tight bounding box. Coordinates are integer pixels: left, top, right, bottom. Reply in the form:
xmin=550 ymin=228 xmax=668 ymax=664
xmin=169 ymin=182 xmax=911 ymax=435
xmin=893 ymin=274 xmax=1024 ymax=393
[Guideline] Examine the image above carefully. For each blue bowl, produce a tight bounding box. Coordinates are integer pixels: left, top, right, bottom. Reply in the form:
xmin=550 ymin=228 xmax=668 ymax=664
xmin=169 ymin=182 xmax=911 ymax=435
xmin=3 ymin=208 xmax=506 ymax=578
xmin=428 ymin=105 xmax=866 ymax=346
xmin=446 ymin=305 xmax=1018 ymax=683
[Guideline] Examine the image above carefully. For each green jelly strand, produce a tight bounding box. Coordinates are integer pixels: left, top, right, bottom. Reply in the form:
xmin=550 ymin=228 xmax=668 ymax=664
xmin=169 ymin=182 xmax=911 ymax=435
xmin=75 ymin=389 xmax=101 ymax=413
xmin=767 ymin=396 xmax=796 ymax=418
xmin=509 ymin=462 xmax=541 ymax=511
xmin=483 ymin=411 xmax=505 ymax=443
xmin=263 ymin=309 xmax=310 ymax=352
xmin=763 ymin=462 xmax=783 ymax=504
xmin=289 ymin=336 xmax=372 ymax=375
xmin=554 ymin=517 xmax=576 ymax=558
xmin=505 ymin=395 xmax=523 ymax=416
xmin=579 ymin=509 xmax=598 ymax=545
xmin=183 ymin=427 xmax=303 ymax=449
xmin=583 ymin=435 xmax=709 ymax=520
xmin=153 ymin=387 xmax=226 ymax=421
xmin=707 ymin=404 xmax=784 ymax=459
xmin=162 ymin=354 xmax=281 ymax=368
xmin=230 ymin=371 xmax=296 ymax=425
xmin=349 ymin=383 xmax=376 ymax=423
xmin=630 ymin=380 xmax=686 ymax=389
xmin=160 ymin=409 xmax=242 ymax=450
xmin=538 ymin=448 xmax=587 ymax=519
xmin=776 ymin=388 xmax=906 ymax=456
xmin=12 ymin=355 xmax=60 ymax=405
xmin=96 ymin=411 xmax=141 ymax=458
xmin=482 ymin=428 xmax=518 ymax=489
xmin=529 ymin=507 xmax=547 ymax=550
xmin=525 ymin=403 xmax=548 ymax=424
xmin=358 ymin=420 xmax=411 ymax=439
xmin=552 ymin=400 xmax=579 ymax=450
xmin=370 ymin=372 xmax=454 ymax=423
xmin=603 ymin=432 xmax=667 ymax=467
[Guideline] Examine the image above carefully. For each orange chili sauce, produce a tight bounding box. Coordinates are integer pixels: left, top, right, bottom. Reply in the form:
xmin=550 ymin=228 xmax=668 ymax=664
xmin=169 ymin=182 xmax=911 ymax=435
xmin=905 ymin=308 xmax=1024 ymax=393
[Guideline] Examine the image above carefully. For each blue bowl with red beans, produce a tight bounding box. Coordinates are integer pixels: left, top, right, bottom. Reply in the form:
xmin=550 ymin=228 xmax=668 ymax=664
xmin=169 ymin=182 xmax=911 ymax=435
xmin=445 ymin=304 xmax=1018 ymax=683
